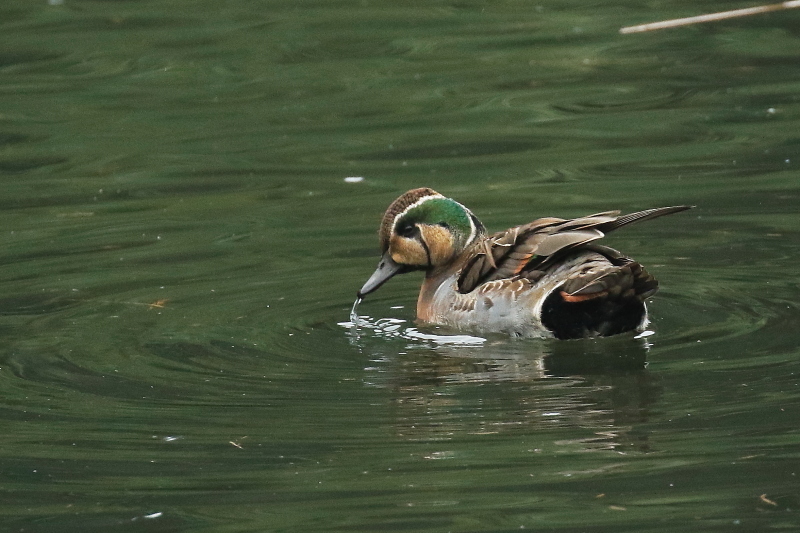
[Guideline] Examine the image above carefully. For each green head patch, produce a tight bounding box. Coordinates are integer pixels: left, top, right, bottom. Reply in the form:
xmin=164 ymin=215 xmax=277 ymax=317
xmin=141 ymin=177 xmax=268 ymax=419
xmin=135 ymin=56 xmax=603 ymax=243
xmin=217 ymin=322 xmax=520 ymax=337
xmin=393 ymin=196 xmax=483 ymax=250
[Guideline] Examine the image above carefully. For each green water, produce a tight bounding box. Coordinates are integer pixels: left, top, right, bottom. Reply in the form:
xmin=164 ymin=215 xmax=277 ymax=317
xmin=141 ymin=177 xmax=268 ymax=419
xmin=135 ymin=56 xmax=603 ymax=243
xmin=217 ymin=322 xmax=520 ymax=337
xmin=2 ymin=0 xmax=800 ymax=531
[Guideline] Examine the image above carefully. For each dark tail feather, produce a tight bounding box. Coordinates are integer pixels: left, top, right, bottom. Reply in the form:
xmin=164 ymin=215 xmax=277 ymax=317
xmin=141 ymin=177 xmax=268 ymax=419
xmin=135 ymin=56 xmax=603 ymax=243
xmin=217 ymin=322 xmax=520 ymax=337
xmin=599 ymin=205 xmax=693 ymax=233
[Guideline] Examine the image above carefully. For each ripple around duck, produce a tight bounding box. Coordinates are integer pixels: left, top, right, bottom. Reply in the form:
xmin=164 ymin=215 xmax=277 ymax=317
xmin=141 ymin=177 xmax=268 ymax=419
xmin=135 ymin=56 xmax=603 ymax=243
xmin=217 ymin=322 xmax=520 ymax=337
xmin=341 ymin=310 xmax=487 ymax=347
xmin=639 ymin=266 xmax=800 ymax=367
xmin=341 ymin=297 xmax=656 ymax=381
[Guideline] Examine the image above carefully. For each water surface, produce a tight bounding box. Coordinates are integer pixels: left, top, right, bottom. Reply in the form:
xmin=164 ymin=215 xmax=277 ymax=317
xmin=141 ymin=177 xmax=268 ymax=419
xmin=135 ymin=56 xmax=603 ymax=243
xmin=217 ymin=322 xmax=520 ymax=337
xmin=2 ymin=0 xmax=800 ymax=531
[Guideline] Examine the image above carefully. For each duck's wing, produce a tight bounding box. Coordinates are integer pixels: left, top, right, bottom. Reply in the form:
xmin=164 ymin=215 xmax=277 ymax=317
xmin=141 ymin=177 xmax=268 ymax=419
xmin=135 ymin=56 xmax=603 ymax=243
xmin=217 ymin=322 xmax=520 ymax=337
xmin=457 ymin=206 xmax=691 ymax=294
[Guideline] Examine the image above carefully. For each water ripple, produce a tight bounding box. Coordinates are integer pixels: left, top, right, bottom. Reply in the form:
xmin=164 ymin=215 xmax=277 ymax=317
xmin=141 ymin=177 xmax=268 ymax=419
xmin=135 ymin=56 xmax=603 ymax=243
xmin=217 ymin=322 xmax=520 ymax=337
xmin=341 ymin=312 xmax=487 ymax=347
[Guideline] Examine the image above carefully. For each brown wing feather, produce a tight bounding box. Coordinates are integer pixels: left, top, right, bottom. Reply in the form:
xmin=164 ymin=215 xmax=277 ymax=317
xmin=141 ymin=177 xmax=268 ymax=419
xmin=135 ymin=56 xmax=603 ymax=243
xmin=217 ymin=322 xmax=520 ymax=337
xmin=457 ymin=206 xmax=691 ymax=294
xmin=596 ymin=205 xmax=692 ymax=233
xmin=533 ymin=229 xmax=604 ymax=256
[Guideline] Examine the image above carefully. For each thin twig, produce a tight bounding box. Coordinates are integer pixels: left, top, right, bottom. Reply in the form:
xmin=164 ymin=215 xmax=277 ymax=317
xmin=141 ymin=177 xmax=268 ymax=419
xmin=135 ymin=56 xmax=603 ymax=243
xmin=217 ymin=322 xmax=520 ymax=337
xmin=620 ymin=1 xmax=800 ymax=34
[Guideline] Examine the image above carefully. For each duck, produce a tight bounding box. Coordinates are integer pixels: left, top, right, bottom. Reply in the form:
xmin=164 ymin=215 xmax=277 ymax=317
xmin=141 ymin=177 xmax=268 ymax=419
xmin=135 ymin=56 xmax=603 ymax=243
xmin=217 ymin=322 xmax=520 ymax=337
xmin=357 ymin=188 xmax=691 ymax=339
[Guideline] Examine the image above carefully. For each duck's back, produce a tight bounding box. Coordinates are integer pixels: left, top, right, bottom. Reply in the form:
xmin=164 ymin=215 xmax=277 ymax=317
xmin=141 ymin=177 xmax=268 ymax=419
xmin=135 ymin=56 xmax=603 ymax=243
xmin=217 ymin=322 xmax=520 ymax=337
xmin=419 ymin=246 xmax=655 ymax=339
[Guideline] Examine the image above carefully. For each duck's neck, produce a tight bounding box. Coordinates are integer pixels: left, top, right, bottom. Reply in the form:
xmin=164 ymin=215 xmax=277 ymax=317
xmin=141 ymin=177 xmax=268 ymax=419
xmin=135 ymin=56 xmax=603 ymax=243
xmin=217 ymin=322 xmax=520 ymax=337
xmin=417 ymin=264 xmax=460 ymax=322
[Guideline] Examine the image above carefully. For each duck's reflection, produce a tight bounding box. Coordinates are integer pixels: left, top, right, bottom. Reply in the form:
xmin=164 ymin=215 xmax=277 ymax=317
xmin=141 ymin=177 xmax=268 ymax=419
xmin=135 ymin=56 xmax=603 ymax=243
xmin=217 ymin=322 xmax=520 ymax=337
xmin=347 ymin=317 xmax=660 ymax=453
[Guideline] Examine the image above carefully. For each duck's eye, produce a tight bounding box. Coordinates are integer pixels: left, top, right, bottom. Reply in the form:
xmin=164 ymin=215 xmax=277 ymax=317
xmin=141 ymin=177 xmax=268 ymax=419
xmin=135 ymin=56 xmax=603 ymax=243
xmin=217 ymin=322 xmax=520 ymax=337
xmin=397 ymin=221 xmax=417 ymax=238
xmin=437 ymin=221 xmax=450 ymax=229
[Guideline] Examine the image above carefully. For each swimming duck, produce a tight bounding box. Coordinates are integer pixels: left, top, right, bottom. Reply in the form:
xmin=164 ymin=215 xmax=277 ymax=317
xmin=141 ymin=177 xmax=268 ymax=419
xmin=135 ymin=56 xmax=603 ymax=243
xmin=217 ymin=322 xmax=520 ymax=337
xmin=357 ymin=188 xmax=691 ymax=339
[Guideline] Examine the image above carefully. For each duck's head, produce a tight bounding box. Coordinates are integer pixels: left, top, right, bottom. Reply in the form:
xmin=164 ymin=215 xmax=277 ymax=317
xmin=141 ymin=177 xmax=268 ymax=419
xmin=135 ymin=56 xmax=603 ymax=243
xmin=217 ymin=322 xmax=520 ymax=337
xmin=358 ymin=188 xmax=485 ymax=298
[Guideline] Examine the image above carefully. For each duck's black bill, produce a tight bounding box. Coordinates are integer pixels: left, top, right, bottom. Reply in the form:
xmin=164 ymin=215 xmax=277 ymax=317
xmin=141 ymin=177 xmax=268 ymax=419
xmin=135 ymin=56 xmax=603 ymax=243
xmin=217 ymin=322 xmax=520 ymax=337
xmin=358 ymin=253 xmax=407 ymax=299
